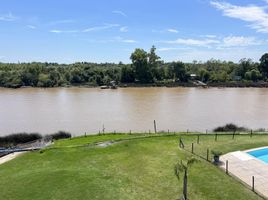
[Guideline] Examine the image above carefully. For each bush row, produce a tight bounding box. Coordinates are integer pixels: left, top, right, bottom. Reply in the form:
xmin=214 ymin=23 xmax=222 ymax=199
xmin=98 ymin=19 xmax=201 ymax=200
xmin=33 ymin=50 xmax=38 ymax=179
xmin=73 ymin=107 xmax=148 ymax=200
xmin=0 ymin=131 xmax=71 ymax=147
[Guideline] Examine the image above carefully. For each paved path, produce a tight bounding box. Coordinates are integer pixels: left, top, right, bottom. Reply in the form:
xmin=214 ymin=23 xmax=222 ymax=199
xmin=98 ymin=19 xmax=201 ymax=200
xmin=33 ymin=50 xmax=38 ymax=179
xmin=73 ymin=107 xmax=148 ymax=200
xmin=220 ymin=148 xmax=268 ymax=198
xmin=0 ymin=152 xmax=25 ymax=165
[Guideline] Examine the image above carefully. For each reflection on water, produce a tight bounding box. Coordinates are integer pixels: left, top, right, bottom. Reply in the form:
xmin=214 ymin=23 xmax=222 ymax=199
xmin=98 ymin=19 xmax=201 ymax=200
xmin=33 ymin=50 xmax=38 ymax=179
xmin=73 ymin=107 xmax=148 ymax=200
xmin=0 ymin=87 xmax=268 ymax=136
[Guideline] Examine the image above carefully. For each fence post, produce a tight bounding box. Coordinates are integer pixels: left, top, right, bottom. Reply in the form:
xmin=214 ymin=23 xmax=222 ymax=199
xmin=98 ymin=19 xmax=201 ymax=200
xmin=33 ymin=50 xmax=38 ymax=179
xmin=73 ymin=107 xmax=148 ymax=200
xmin=197 ymin=135 xmax=200 ymax=144
xmin=191 ymin=143 xmax=194 ymax=154
xmin=252 ymin=176 xmax=255 ymax=192
xmin=226 ymin=160 xmax=228 ymax=175
xmin=154 ymin=120 xmax=157 ymax=133
xmin=215 ymin=133 xmax=218 ymax=141
xmin=207 ymin=149 xmax=209 ymax=161
xmin=179 ymin=137 xmax=184 ymax=149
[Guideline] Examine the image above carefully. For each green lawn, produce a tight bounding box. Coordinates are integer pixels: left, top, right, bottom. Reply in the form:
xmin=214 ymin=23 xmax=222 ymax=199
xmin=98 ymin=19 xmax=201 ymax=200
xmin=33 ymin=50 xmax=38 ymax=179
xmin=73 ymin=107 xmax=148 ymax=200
xmin=0 ymin=133 xmax=266 ymax=200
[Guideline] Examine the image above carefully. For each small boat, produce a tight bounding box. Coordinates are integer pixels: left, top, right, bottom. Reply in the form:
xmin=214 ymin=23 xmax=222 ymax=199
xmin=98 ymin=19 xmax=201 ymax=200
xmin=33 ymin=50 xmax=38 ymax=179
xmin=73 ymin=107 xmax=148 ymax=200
xmin=100 ymin=85 xmax=109 ymax=89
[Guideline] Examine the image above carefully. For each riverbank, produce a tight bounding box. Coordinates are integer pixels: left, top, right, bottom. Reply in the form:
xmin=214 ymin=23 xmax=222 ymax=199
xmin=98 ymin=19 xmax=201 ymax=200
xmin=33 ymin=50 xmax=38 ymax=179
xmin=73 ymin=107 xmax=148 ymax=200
xmin=0 ymin=133 xmax=265 ymax=200
xmin=3 ymin=80 xmax=268 ymax=89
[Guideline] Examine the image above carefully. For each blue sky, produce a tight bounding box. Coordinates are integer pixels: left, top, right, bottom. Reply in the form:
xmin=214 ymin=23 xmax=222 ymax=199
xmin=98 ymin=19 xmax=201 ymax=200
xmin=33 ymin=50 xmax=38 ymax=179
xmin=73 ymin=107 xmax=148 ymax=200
xmin=0 ymin=0 xmax=268 ymax=63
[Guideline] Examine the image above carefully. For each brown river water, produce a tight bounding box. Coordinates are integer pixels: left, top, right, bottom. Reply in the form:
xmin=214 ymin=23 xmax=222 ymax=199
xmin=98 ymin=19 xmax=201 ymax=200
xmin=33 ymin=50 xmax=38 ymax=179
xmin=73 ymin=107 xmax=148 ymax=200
xmin=0 ymin=87 xmax=268 ymax=136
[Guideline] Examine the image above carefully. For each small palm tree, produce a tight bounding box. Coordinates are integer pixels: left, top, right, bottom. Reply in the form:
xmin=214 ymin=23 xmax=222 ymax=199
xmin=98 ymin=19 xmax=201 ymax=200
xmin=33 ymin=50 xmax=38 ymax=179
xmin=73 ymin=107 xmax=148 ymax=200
xmin=174 ymin=157 xmax=198 ymax=200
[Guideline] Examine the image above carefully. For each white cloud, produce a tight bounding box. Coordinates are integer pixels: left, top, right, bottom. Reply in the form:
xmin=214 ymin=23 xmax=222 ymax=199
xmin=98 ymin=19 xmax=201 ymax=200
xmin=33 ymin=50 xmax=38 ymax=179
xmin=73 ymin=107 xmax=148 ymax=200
xmin=83 ymin=24 xmax=120 ymax=32
xmin=210 ymin=1 xmax=268 ymax=33
xmin=120 ymin=26 xmax=128 ymax=32
xmin=27 ymin=25 xmax=36 ymax=29
xmin=222 ymin=36 xmax=261 ymax=47
xmin=112 ymin=10 xmax=127 ymax=17
xmin=161 ymin=35 xmax=263 ymax=49
xmin=173 ymin=48 xmax=264 ymax=63
xmin=48 ymin=19 xmax=75 ymax=26
xmin=165 ymin=38 xmax=220 ymax=47
xmin=167 ymin=29 xmax=179 ymax=33
xmin=0 ymin=13 xmax=17 ymax=21
xmin=50 ymin=30 xmax=78 ymax=33
xmin=122 ymin=39 xmax=137 ymax=43
xmin=114 ymin=36 xmax=137 ymax=43
xmin=158 ymin=47 xmax=191 ymax=52
xmin=204 ymin=34 xmax=217 ymax=38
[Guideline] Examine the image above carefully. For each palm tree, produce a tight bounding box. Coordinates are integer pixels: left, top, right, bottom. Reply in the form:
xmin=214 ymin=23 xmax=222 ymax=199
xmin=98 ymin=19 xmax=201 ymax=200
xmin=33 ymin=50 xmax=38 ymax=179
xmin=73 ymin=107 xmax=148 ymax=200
xmin=174 ymin=157 xmax=198 ymax=200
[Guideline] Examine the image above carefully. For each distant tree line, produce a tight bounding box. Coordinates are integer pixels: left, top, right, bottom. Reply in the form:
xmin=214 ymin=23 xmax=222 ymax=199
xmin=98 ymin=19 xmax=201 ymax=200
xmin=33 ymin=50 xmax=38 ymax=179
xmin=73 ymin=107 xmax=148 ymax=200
xmin=1 ymin=46 xmax=268 ymax=88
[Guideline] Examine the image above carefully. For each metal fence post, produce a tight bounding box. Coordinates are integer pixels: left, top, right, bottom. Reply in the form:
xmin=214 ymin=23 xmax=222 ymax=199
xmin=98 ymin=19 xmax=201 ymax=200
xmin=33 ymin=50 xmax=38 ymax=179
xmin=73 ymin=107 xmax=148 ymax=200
xmin=252 ymin=176 xmax=255 ymax=192
xmin=226 ymin=160 xmax=228 ymax=175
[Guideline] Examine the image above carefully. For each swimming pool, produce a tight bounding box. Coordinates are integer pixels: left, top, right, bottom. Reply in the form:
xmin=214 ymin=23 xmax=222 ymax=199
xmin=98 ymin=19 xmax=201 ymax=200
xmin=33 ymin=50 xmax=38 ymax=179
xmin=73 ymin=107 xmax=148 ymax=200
xmin=248 ymin=147 xmax=268 ymax=164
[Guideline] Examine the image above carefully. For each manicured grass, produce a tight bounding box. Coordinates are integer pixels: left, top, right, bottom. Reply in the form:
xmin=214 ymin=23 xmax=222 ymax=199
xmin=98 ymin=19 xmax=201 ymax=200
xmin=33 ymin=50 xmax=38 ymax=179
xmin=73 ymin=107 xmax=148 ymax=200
xmin=0 ymin=134 xmax=266 ymax=200
xmin=53 ymin=133 xmax=145 ymax=147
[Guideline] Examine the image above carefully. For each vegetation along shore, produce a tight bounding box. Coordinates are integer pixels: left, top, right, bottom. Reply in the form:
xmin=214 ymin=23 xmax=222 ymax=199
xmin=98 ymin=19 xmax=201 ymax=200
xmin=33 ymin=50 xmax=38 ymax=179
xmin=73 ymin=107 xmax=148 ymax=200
xmin=1 ymin=46 xmax=268 ymax=88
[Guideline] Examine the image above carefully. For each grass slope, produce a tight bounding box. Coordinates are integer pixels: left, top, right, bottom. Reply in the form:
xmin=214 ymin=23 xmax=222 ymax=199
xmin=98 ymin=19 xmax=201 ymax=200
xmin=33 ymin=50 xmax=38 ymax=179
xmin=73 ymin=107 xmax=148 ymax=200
xmin=0 ymin=134 xmax=266 ymax=200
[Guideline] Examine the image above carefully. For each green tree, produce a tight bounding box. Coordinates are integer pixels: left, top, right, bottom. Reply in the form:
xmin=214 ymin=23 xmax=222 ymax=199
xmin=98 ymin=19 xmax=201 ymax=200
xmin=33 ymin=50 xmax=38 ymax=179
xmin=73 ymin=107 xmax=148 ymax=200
xmin=259 ymin=53 xmax=268 ymax=78
xmin=148 ymin=46 xmax=161 ymax=81
xmin=174 ymin=157 xmax=198 ymax=200
xmin=172 ymin=62 xmax=188 ymax=82
xmin=245 ymin=69 xmax=261 ymax=82
xmin=199 ymin=68 xmax=210 ymax=82
xmin=130 ymin=48 xmax=151 ymax=83
xmin=120 ymin=65 xmax=135 ymax=83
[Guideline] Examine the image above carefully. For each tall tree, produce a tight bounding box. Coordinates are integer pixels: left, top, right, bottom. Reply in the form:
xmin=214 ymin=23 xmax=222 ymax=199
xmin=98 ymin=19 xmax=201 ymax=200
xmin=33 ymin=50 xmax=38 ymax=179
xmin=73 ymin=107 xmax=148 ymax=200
xmin=148 ymin=45 xmax=161 ymax=81
xmin=172 ymin=62 xmax=188 ymax=82
xmin=259 ymin=53 xmax=268 ymax=78
xmin=130 ymin=48 xmax=151 ymax=83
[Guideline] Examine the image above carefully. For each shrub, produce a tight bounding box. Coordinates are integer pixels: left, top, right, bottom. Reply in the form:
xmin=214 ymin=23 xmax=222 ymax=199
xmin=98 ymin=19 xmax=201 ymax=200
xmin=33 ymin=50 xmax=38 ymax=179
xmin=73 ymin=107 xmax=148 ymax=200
xmin=50 ymin=131 xmax=71 ymax=140
xmin=0 ymin=133 xmax=42 ymax=147
xmin=213 ymin=123 xmax=248 ymax=132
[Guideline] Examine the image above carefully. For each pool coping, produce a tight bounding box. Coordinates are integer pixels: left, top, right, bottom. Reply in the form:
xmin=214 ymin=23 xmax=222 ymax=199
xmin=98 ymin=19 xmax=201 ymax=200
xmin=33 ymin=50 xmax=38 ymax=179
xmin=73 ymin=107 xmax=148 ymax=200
xmin=220 ymin=147 xmax=268 ymax=199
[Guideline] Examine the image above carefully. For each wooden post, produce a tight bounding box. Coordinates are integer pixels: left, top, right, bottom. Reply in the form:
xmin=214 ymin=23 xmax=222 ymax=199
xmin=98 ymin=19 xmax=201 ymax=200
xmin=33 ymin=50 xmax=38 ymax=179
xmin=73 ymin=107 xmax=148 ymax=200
xmin=215 ymin=133 xmax=218 ymax=141
xmin=197 ymin=135 xmax=200 ymax=144
xmin=154 ymin=120 xmax=157 ymax=133
xmin=226 ymin=160 xmax=228 ymax=175
xmin=250 ymin=129 xmax=253 ymax=138
xmin=191 ymin=143 xmax=194 ymax=154
xmin=207 ymin=149 xmax=209 ymax=161
xmin=252 ymin=176 xmax=255 ymax=192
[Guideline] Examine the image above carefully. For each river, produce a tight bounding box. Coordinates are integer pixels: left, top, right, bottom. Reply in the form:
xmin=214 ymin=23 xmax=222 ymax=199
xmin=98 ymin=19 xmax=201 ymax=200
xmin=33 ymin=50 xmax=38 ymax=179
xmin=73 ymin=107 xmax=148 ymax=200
xmin=0 ymin=87 xmax=268 ymax=136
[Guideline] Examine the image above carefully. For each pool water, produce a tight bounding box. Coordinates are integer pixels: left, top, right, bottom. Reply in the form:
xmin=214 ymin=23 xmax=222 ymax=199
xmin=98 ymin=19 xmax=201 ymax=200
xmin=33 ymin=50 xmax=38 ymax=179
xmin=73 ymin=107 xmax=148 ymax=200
xmin=248 ymin=148 xmax=268 ymax=164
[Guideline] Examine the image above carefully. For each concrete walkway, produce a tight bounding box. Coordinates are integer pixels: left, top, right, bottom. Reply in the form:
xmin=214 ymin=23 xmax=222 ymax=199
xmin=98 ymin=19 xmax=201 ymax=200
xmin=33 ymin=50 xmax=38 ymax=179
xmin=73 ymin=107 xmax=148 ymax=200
xmin=220 ymin=148 xmax=268 ymax=198
xmin=0 ymin=152 xmax=25 ymax=165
